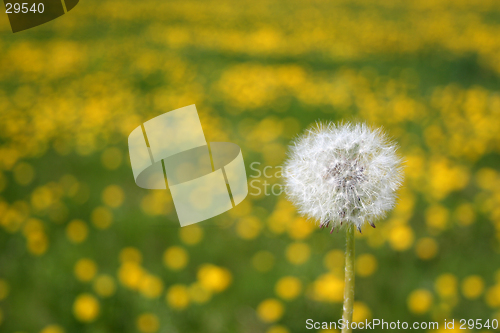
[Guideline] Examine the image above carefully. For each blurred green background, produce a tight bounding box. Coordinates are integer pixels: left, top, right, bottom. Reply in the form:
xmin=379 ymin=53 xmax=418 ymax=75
xmin=1 ymin=0 xmax=500 ymax=332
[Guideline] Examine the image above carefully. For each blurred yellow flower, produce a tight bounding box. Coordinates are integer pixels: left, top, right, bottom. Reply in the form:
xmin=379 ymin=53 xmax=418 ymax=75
xmin=257 ymin=298 xmax=284 ymax=323
xmin=407 ymin=289 xmax=433 ymax=314
xmin=197 ymin=264 xmax=232 ymax=292
xmin=267 ymin=325 xmax=290 ymax=333
xmin=26 ymin=230 xmax=48 ymax=255
xmin=118 ymin=262 xmax=145 ymax=290
xmin=0 ymin=173 xmax=6 ymax=193
xmin=428 ymin=158 xmax=469 ymax=200
xmin=166 ymin=284 xmax=190 ymax=310
xmin=236 ymin=215 xmax=262 ymax=239
xmin=66 ymin=219 xmax=88 ymax=243
xmin=73 ymin=293 xmax=100 ymax=322
xmin=461 ymin=275 xmax=484 ymax=300
xmin=141 ymin=191 xmax=172 ymax=216
xmin=311 ymin=273 xmax=344 ymax=303
xmin=139 ymin=274 xmax=164 ymax=299
xmin=388 ymin=225 xmax=414 ymax=251
xmin=93 ymin=275 xmax=116 ymax=298
xmin=485 ymin=284 xmax=500 ymax=308
xmin=323 ymin=250 xmax=344 ymax=276
xmin=267 ymin=200 xmax=295 ymax=234
xmin=101 ymin=185 xmax=124 ymax=208
xmin=22 ymin=218 xmax=43 ymax=237
xmin=74 ymin=258 xmax=97 ymax=282
xmin=179 ymin=225 xmax=203 ymax=245
xmin=136 ymin=313 xmax=159 ymax=333
xmin=1 ymin=202 xmax=28 ymax=233
xmin=425 ymin=204 xmax=449 ymax=231
xmin=275 ymin=276 xmax=302 ymax=300
xmin=40 ymin=325 xmax=65 ymax=333
xmin=0 ymin=279 xmax=9 ymax=300
xmin=356 ymin=254 xmax=378 ymax=277
xmin=90 ymin=206 xmax=113 ymax=229
xmin=415 ymin=237 xmax=439 ymax=260
xmin=285 ymin=242 xmax=310 ymax=265
xmin=228 ymin=199 xmax=252 ymax=218
xmin=31 ymin=186 xmax=53 ymax=211
xmin=163 ymin=246 xmax=189 ymax=270
xmin=287 ymin=217 xmax=315 ymax=240
xmin=435 ymin=274 xmax=458 ymax=298
xmin=353 ymin=301 xmax=372 ymax=322
xmin=252 ymin=251 xmax=275 ymax=272
xmin=475 ymin=168 xmax=497 ymax=190
xmin=119 ymin=247 xmax=142 ymax=264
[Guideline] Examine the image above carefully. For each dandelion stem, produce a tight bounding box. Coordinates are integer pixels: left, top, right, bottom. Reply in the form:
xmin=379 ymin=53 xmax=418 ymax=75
xmin=341 ymin=224 xmax=355 ymax=333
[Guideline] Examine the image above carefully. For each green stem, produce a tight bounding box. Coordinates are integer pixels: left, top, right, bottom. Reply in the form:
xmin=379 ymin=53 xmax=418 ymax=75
xmin=341 ymin=224 xmax=355 ymax=333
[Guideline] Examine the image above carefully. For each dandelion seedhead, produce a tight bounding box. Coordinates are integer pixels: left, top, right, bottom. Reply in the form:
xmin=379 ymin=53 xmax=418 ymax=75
xmin=283 ymin=122 xmax=403 ymax=233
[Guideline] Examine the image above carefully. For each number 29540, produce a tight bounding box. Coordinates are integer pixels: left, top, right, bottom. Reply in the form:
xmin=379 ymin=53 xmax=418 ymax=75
xmin=5 ymin=3 xmax=45 ymax=13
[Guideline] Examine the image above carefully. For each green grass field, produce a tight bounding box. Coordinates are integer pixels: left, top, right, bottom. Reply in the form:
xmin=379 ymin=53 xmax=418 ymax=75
xmin=1 ymin=0 xmax=500 ymax=332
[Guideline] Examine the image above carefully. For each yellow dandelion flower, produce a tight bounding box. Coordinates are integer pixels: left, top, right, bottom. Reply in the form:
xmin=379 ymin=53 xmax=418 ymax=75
xmin=74 ymin=258 xmax=97 ymax=282
xmin=26 ymin=231 xmax=48 ymax=255
xmin=353 ymin=301 xmax=372 ymax=322
xmin=407 ymin=289 xmax=433 ymax=314
xmin=179 ymin=225 xmax=203 ymax=245
xmin=285 ymin=242 xmax=310 ymax=265
xmin=166 ymin=284 xmax=190 ymax=310
xmin=93 ymin=275 xmax=116 ymax=298
xmin=267 ymin=325 xmax=290 ymax=333
xmin=139 ymin=274 xmax=164 ymax=299
xmin=73 ymin=293 xmax=100 ymax=322
xmin=101 ymin=185 xmax=124 ymax=208
xmin=90 ymin=207 xmax=113 ymax=229
xmin=40 ymin=324 xmax=65 ymax=333
xmin=236 ymin=215 xmax=262 ymax=240
xmin=312 ymin=273 xmax=344 ymax=303
xmin=197 ymin=264 xmax=232 ymax=292
xmin=163 ymin=246 xmax=188 ymax=270
xmin=323 ymin=250 xmax=344 ymax=276
xmin=275 ymin=276 xmax=302 ymax=300
xmin=136 ymin=313 xmax=159 ymax=333
xmin=356 ymin=254 xmax=378 ymax=277
xmin=119 ymin=247 xmax=142 ymax=264
xmin=257 ymin=298 xmax=284 ymax=323
xmin=415 ymin=237 xmax=439 ymax=260
xmin=485 ymin=284 xmax=500 ymax=308
xmin=388 ymin=225 xmax=414 ymax=251
xmin=287 ymin=216 xmax=315 ymax=240
xmin=461 ymin=275 xmax=484 ymax=300
xmin=66 ymin=219 xmax=88 ymax=243
xmin=425 ymin=205 xmax=449 ymax=231
xmin=0 ymin=279 xmax=9 ymax=300
xmin=435 ymin=274 xmax=458 ymax=298
xmin=118 ymin=262 xmax=145 ymax=290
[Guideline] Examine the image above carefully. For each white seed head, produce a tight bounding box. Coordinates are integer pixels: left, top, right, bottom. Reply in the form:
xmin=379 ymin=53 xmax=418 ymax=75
xmin=283 ymin=122 xmax=404 ymax=232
